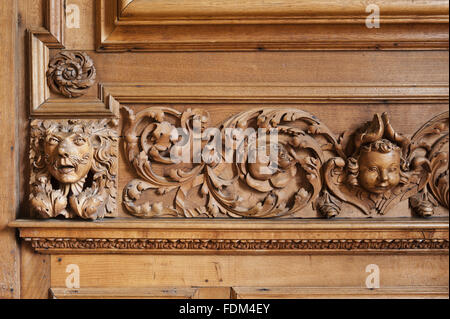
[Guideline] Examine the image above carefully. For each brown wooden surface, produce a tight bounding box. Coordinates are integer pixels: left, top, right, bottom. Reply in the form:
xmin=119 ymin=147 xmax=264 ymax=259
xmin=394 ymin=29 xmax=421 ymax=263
xmin=0 ymin=0 xmax=20 ymax=299
xmin=117 ymin=0 xmax=449 ymax=22
xmin=49 ymin=254 xmax=449 ymax=289
xmin=12 ymin=217 xmax=449 ymax=255
xmin=231 ymin=286 xmax=449 ymax=299
xmin=50 ymin=287 xmax=198 ymax=299
xmin=20 ymin=241 xmax=50 ymax=299
xmin=3 ymin=0 xmax=449 ymax=298
xmin=97 ymin=0 xmax=449 ymax=51
xmin=50 ymin=286 xmax=231 ymax=299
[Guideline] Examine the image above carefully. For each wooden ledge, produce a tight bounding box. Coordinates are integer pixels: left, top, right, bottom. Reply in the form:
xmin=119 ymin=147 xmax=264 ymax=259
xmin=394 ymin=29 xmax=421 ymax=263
xmin=9 ymin=217 xmax=450 ymax=230
xmin=10 ymin=218 xmax=449 ymax=255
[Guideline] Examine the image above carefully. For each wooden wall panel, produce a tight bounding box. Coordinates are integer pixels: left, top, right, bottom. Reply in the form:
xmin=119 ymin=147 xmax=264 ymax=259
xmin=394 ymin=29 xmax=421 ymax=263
xmin=20 ymin=241 xmax=50 ymax=299
xmin=6 ymin=0 xmax=449 ymax=299
xmin=49 ymin=254 xmax=449 ymax=289
xmin=0 ymin=0 xmax=20 ymax=299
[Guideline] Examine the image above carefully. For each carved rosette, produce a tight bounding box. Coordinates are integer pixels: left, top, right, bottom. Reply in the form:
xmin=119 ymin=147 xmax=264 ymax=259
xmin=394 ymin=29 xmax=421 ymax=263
xmin=320 ymin=112 xmax=431 ymax=217
xmin=409 ymin=111 xmax=449 ymax=216
xmin=46 ymin=51 xmax=96 ymax=98
xmin=122 ymin=107 xmax=341 ymax=218
xmin=30 ymin=119 xmax=118 ymax=220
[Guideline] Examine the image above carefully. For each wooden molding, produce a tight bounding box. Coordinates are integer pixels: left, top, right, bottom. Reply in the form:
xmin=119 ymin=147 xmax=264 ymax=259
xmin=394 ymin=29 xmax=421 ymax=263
xmin=29 ymin=2 xmax=450 ymax=118
xmin=50 ymin=286 xmax=449 ymax=299
xmin=102 ymin=83 xmax=450 ymax=104
xmin=30 ymin=81 xmax=449 ymax=117
xmin=29 ymin=0 xmax=118 ymax=117
xmin=44 ymin=0 xmax=65 ymax=45
xmin=50 ymin=287 xmax=231 ymax=299
xmin=10 ymin=218 xmax=449 ymax=254
xmin=116 ymin=0 xmax=449 ymax=25
xmin=24 ymin=238 xmax=450 ymax=253
xmin=97 ymin=0 xmax=449 ymax=51
xmin=49 ymin=287 xmax=198 ymax=299
xmin=231 ymin=286 xmax=449 ymax=299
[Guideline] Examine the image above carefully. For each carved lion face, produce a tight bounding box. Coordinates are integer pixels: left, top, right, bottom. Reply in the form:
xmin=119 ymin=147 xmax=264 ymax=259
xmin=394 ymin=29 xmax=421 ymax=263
xmin=357 ymin=149 xmax=401 ymax=194
xmin=44 ymin=131 xmax=94 ymax=184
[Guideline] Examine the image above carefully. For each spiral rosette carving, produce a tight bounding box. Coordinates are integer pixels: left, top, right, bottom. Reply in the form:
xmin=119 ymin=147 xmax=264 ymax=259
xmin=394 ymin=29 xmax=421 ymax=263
xmin=122 ymin=107 xmax=341 ymax=218
xmin=47 ymin=51 xmax=96 ymax=98
xmin=410 ymin=111 xmax=449 ymax=213
xmin=30 ymin=119 xmax=118 ymax=220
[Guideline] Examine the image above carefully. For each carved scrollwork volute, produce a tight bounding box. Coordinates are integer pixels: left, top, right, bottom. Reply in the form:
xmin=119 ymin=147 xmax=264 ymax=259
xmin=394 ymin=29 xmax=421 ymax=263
xmin=122 ymin=107 xmax=342 ymax=218
xmin=409 ymin=111 xmax=449 ymax=217
xmin=46 ymin=51 xmax=96 ymax=98
xmin=29 ymin=119 xmax=118 ymax=220
xmin=321 ymin=112 xmax=431 ymax=217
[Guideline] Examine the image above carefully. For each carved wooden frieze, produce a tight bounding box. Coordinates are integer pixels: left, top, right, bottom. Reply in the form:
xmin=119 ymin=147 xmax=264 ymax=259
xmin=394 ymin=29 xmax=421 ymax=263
xmin=47 ymin=51 xmax=96 ymax=98
xmin=30 ymin=119 xmax=118 ymax=220
xmin=122 ymin=107 xmax=341 ymax=218
xmin=122 ymin=107 xmax=448 ymax=219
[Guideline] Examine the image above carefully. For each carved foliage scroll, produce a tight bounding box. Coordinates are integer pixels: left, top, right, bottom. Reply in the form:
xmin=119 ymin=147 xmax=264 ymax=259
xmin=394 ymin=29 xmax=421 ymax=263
xmin=122 ymin=106 xmax=448 ymax=219
xmin=30 ymin=119 xmax=118 ymax=220
xmin=122 ymin=107 xmax=341 ymax=218
xmin=409 ymin=111 xmax=449 ymax=217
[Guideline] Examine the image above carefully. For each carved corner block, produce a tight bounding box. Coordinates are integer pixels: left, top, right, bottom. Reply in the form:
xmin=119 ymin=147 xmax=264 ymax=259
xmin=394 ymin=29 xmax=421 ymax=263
xmin=29 ymin=119 xmax=118 ymax=220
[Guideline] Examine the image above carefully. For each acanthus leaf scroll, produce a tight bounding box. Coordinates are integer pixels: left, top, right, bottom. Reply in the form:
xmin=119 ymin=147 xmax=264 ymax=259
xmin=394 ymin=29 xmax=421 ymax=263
xmin=30 ymin=119 xmax=118 ymax=220
xmin=121 ymin=106 xmax=447 ymax=219
xmin=122 ymin=106 xmax=342 ymax=218
xmin=409 ymin=111 xmax=449 ymax=217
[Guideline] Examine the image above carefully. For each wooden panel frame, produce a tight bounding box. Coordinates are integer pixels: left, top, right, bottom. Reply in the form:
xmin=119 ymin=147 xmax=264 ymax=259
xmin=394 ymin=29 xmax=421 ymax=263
xmin=29 ymin=2 xmax=448 ymax=116
xmin=30 ymin=80 xmax=450 ymax=117
xmin=97 ymin=0 xmax=449 ymax=51
xmin=29 ymin=0 xmax=118 ymax=117
xmin=116 ymin=0 xmax=449 ymax=24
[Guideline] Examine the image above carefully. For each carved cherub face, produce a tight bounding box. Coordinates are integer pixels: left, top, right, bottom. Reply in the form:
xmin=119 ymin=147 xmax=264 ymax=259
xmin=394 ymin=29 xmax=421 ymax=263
xmin=44 ymin=131 xmax=93 ymax=184
xmin=357 ymin=146 xmax=401 ymax=194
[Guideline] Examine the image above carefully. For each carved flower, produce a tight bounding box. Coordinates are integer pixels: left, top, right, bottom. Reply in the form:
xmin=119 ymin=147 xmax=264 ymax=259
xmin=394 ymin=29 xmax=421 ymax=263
xmin=47 ymin=51 xmax=96 ymax=98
